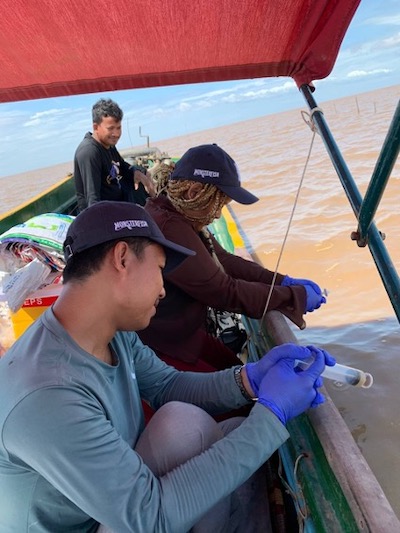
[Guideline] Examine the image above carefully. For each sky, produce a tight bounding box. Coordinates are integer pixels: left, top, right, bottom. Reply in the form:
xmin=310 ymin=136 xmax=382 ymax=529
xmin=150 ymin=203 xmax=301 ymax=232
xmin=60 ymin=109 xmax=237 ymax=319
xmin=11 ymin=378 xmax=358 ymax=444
xmin=0 ymin=0 xmax=399 ymax=179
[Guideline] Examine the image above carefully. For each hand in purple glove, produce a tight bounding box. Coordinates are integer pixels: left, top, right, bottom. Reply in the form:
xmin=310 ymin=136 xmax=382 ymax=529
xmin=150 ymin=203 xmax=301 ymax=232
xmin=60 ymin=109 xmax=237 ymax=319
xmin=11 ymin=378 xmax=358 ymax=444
xmin=307 ymin=345 xmax=336 ymax=368
xmin=257 ymin=347 xmax=327 ymax=425
xmin=245 ymin=343 xmax=336 ymax=397
xmin=304 ymin=285 xmax=326 ymax=312
xmin=245 ymin=343 xmax=310 ymax=397
xmin=281 ymin=275 xmax=327 ymax=313
xmin=281 ymin=275 xmax=323 ymax=294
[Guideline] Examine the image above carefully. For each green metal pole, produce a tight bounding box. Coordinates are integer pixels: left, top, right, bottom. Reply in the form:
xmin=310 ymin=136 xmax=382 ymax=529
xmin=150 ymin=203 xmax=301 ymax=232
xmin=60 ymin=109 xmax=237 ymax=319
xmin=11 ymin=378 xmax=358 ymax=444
xmin=358 ymin=100 xmax=400 ymax=239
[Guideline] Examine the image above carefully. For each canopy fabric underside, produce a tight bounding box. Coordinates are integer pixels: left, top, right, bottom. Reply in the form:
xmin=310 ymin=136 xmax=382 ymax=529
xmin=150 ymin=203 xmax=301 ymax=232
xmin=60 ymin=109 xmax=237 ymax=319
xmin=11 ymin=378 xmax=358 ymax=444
xmin=0 ymin=0 xmax=361 ymax=102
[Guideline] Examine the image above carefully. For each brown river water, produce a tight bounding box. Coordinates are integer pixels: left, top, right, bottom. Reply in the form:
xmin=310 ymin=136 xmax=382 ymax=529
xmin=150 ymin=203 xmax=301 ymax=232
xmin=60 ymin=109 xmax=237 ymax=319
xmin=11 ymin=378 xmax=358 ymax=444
xmin=1 ymin=84 xmax=399 ymax=517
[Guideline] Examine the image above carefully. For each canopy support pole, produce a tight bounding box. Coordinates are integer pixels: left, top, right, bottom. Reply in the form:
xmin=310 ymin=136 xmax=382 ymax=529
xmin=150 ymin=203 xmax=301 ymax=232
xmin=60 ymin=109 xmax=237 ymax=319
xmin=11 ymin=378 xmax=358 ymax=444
xmin=299 ymin=84 xmax=400 ymax=322
xmin=358 ymin=100 xmax=400 ymax=238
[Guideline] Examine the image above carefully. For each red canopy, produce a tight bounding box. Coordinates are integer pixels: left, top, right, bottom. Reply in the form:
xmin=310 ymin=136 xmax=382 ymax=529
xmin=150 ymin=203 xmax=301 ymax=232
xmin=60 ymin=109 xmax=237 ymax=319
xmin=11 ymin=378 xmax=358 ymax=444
xmin=0 ymin=0 xmax=361 ymax=103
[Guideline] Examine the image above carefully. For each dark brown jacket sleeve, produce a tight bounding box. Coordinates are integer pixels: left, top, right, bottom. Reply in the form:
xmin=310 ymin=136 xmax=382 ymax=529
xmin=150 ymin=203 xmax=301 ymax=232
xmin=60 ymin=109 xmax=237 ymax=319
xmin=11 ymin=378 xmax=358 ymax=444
xmin=162 ymin=210 xmax=306 ymax=328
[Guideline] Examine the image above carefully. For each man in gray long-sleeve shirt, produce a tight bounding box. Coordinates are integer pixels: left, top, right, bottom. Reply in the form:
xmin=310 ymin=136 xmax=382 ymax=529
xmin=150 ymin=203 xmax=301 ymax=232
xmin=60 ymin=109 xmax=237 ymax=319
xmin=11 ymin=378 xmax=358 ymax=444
xmin=0 ymin=201 xmax=333 ymax=532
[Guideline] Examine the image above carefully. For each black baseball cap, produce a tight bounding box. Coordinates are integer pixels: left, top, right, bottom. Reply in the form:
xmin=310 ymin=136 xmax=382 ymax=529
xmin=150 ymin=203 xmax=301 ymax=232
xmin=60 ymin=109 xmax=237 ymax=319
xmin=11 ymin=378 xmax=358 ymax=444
xmin=63 ymin=201 xmax=195 ymax=273
xmin=170 ymin=144 xmax=258 ymax=205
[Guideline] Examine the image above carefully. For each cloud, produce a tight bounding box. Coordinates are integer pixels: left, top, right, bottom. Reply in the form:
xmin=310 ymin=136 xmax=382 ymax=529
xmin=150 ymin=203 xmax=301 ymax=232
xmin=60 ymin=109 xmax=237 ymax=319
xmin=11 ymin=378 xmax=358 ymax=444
xmin=197 ymin=100 xmax=213 ymax=108
xmin=24 ymin=108 xmax=72 ymax=127
xmin=124 ymin=79 xmax=296 ymax=122
xmin=331 ymin=25 xmax=400 ymax=85
xmin=178 ymin=102 xmax=191 ymax=112
xmin=30 ymin=109 xmax=65 ymax=119
xmin=180 ymin=79 xmax=270 ymax=103
xmin=172 ymin=79 xmax=297 ymax=108
xmin=0 ymin=111 xmax=25 ymax=128
xmin=382 ymin=32 xmax=400 ymax=47
xmin=364 ymin=14 xmax=400 ymax=26
xmin=347 ymin=68 xmax=391 ymax=78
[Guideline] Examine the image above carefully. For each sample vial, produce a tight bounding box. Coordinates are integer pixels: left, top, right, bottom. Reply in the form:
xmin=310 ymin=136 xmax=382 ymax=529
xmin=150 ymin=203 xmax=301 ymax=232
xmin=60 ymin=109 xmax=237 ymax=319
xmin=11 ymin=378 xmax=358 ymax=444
xmin=296 ymin=359 xmax=373 ymax=389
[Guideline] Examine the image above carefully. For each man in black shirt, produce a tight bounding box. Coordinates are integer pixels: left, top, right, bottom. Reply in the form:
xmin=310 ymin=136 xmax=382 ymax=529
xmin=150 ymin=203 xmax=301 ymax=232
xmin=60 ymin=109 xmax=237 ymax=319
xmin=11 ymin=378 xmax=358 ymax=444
xmin=74 ymin=98 xmax=155 ymax=211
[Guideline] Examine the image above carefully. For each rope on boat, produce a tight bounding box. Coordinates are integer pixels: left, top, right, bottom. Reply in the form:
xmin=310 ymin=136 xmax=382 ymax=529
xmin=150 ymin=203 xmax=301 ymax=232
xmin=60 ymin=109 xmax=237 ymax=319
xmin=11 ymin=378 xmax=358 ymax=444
xmin=258 ymin=108 xmax=322 ymax=329
xmin=301 ymin=107 xmax=324 ymax=133
xmin=278 ymin=452 xmax=308 ymax=532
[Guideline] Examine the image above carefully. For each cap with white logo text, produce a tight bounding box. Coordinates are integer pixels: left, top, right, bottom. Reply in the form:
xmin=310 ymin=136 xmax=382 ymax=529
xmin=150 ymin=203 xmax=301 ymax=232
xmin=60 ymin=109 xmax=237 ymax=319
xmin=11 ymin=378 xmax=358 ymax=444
xmin=170 ymin=144 xmax=258 ymax=204
xmin=63 ymin=201 xmax=195 ymax=273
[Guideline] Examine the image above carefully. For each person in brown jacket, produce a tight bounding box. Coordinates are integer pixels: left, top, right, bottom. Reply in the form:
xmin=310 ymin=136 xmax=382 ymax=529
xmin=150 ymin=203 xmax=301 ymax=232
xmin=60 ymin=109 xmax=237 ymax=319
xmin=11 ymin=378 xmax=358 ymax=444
xmin=139 ymin=144 xmax=326 ymax=374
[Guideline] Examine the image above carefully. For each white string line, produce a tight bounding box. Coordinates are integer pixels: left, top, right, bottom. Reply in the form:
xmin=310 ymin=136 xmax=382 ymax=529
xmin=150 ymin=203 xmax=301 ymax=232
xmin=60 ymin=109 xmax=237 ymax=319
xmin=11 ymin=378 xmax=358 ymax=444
xmin=259 ymin=109 xmax=322 ymax=325
xmin=278 ymin=451 xmax=308 ymax=531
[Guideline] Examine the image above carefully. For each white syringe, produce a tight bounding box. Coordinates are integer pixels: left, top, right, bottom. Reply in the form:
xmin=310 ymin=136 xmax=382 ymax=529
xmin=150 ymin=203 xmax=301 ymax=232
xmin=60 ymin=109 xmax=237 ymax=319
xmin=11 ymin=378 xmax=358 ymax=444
xmin=295 ymin=359 xmax=373 ymax=389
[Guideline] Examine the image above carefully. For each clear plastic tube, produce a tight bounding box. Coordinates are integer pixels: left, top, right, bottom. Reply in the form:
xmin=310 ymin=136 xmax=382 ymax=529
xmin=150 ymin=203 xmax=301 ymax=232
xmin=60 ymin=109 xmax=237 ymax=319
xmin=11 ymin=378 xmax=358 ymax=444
xmin=295 ymin=359 xmax=373 ymax=389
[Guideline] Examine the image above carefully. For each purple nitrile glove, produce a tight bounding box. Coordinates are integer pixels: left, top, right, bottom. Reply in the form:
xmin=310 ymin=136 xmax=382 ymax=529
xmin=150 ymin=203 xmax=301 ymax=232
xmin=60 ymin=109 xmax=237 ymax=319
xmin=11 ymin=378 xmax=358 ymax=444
xmin=245 ymin=343 xmax=311 ymax=397
xmin=307 ymin=345 xmax=336 ymax=368
xmin=303 ymin=285 xmax=326 ymax=312
xmin=281 ymin=275 xmax=327 ymax=313
xmin=281 ymin=275 xmax=323 ymax=295
xmin=257 ymin=347 xmax=327 ymax=425
xmin=245 ymin=343 xmax=335 ymax=398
